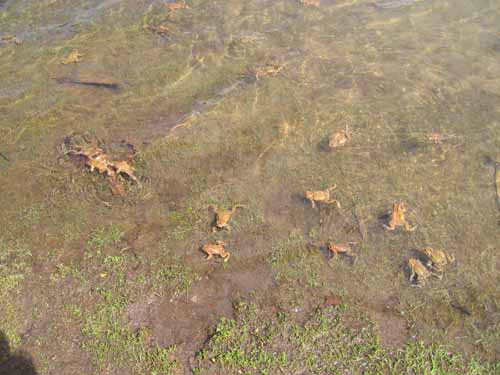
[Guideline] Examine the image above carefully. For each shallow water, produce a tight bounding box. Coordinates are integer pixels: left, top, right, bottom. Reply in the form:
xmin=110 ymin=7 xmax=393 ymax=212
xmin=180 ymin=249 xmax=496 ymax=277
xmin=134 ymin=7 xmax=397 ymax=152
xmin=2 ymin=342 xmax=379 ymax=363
xmin=1 ymin=0 xmax=499 ymax=373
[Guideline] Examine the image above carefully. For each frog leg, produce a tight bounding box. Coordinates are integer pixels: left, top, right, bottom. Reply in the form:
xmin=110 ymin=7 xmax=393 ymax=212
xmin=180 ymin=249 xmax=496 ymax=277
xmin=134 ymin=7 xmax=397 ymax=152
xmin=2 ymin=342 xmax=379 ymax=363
xmin=404 ymin=223 xmax=417 ymax=232
xmin=327 ymin=199 xmax=341 ymax=208
xmin=383 ymin=222 xmax=395 ymax=230
xmin=431 ymin=270 xmax=443 ymax=280
xmin=205 ymin=253 xmax=213 ymax=260
xmin=409 ymin=271 xmax=417 ymax=285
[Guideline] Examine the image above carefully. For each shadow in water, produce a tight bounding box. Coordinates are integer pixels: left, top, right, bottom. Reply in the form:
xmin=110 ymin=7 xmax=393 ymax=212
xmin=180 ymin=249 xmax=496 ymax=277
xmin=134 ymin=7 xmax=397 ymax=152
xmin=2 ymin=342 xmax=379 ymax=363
xmin=0 ymin=331 xmax=37 ymax=375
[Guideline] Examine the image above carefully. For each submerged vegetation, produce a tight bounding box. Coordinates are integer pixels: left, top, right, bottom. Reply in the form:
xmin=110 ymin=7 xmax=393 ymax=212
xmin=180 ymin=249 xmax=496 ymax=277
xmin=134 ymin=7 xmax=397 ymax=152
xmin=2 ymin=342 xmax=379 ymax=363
xmin=1 ymin=0 xmax=499 ymax=374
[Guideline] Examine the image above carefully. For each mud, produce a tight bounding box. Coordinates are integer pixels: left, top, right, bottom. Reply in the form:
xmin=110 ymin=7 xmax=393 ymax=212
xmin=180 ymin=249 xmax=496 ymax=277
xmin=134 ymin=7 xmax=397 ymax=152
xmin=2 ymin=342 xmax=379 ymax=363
xmin=128 ymin=263 xmax=275 ymax=354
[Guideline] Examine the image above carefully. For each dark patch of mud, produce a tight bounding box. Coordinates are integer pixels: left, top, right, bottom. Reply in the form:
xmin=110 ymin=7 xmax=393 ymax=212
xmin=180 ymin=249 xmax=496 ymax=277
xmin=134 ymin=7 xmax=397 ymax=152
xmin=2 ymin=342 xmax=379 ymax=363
xmin=127 ymin=262 xmax=275 ymax=354
xmin=358 ymin=296 xmax=407 ymax=348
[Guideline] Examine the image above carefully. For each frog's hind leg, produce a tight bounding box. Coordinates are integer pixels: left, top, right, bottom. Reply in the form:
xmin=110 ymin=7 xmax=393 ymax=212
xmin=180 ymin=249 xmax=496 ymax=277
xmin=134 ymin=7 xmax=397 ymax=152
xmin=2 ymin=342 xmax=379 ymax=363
xmin=327 ymin=199 xmax=341 ymax=208
xmin=409 ymin=271 xmax=419 ymax=286
xmin=432 ymin=271 xmax=443 ymax=280
xmin=383 ymin=222 xmax=395 ymax=231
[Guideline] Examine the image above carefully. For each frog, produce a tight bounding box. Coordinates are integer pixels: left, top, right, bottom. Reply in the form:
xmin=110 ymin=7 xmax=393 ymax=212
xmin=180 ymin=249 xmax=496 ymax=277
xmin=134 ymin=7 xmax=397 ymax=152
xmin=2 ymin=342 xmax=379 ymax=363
xmin=427 ymin=132 xmax=456 ymax=144
xmin=208 ymin=204 xmax=245 ymax=232
xmin=61 ymin=50 xmax=83 ymax=65
xmin=305 ymin=185 xmax=340 ymax=209
xmin=327 ymin=242 xmax=357 ymax=259
xmin=166 ymin=1 xmax=189 ymax=11
xmin=328 ymin=125 xmax=351 ymax=149
xmin=421 ymin=247 xmax=455 ymax=273
xmin=255 ymin=63 xmax=284 ymax=79
xmin=1 ymin=34 xmax=21 ymax=45
xmin=88 ymin=154 xmax=111 ymax=175
xmin=383 ymin=202 xmax=416 ymax=232
xmin=112 ymin=160 xmax=139 ymax=184
xmin=408 ymin=257 xmax=431 ymax=286
xmin=146 ymin=24 xmax=170 ymax=35
xmin=202 ymin=240 xmax=230 ymax=261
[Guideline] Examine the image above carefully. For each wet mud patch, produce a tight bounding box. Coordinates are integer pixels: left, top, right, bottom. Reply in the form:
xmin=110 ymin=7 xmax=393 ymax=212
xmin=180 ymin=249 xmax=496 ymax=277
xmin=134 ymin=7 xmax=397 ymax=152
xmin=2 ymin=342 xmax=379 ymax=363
xmin=365 ymin=298 xmax=407 ymax=348
xmin=127 ymin=262 xmax=275 ymax=354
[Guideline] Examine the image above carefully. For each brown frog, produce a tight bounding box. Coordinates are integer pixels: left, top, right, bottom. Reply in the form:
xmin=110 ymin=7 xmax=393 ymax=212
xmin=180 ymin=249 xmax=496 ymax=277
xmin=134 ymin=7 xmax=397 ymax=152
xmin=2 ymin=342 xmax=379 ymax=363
xmin=146 ymin=24 xmax=170 ymax=35
xmin=61 ymin=50 xmax=83 ymax=65
xmin=305 ymin=185 xmax=340 ymax=209
xmin=166 ymin=1 xmax=189 ymax=10
xmin=255 ymin=63 xmax=284 ymax=79
xmin=202 ymin=240 xmax=230 ymax=261
xmin=383 ymin=202 xmax=416 ymax=232
xmin=1 ymin=34 xmax=22 ymax=45
xmin=408 ymin=258 xmax=431 ymax=286
xmin=421 ymin=247 xmax=455 ymax=273
xmin=327 ymin=243 xmax=357 ymax=259
xmin=112 ymin=160 xmax=139 ymax=184
xmin=328 ymin=126 xmax=351 ymax=149
xmin=208 ymin=204 xmax=245 ymax=232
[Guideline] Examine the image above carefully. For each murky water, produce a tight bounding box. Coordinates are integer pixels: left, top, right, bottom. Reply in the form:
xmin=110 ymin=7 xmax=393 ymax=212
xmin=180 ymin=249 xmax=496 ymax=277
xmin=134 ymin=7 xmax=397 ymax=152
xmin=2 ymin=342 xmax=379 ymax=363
xmin=1 ymin=0 xmax=499 ymax=372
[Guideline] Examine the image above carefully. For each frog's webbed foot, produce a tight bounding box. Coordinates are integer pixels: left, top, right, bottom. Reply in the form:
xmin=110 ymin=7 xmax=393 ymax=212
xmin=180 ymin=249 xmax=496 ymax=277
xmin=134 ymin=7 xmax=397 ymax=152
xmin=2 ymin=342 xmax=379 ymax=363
xmin=405 ymin=223 xmax=417 ymax=232
xmin=206 ymin=254 xmax=213 ymax=260
xmin=223 ymin=253 xmax=231 ymax=262
xmin=383 ymin=224 xmax=395 ymax=231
